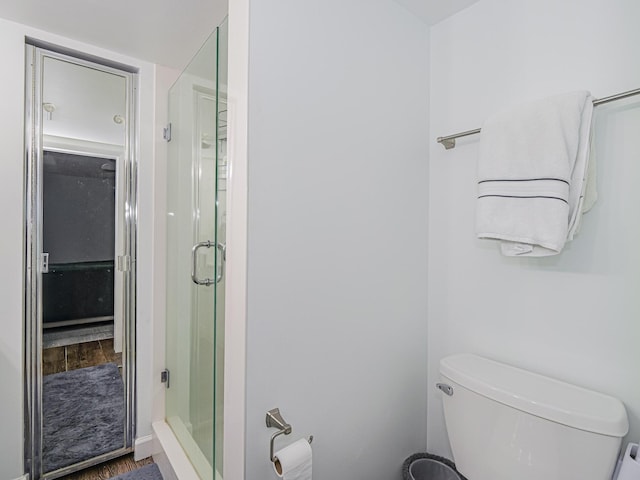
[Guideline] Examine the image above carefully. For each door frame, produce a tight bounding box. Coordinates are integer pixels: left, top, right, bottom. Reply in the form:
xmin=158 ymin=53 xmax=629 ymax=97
xmin=23 ymin=43 xmax=138 ymax=480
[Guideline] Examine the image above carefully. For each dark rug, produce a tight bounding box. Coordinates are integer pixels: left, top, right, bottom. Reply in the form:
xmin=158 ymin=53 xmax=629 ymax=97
xmin=108 ymin=464 xmax=163 ymax=480
xmin=42 ymin=362 xmax=125 ymax=473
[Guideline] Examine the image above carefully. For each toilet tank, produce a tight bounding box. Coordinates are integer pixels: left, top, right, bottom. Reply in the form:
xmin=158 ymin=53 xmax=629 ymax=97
xmin=439 ymin=354 xmax=628 ymax=480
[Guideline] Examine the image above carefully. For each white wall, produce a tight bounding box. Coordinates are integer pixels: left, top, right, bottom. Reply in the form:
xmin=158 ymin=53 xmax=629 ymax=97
xmin=0 ymin=18 xmax=29 ymax=480
xmin=428 ymin=0 xmax=640 ymax=458
xmin=0 ymin=16 xmax=159 ymax=478
xmin=223 ymin=0 xmax=249 ymax=476
xmin=244 ymin=0 xmax=430 ymax=478
xmin=151 ymin=63 xmax=179 ymax=431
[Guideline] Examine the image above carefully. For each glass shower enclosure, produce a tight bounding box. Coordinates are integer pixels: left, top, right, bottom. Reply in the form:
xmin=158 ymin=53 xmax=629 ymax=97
xmin=165 ymin=19 xmax=227 ymax=480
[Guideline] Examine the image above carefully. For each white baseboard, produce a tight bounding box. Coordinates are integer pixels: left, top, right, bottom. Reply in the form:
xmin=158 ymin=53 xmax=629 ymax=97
xmin=12 ymin=475 xmax=28 ymax=480
xmin=134 ymin=434 xmax=156 ymax=461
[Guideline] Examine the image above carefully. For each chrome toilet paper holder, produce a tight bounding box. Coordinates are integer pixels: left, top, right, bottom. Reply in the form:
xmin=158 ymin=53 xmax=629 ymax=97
xmin=266 ymin=408 xmax=313 ymax=462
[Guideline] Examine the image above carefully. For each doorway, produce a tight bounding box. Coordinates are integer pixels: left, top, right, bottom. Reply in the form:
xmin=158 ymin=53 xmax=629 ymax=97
xmin=24 ymin=44 xmax=137 ymax=479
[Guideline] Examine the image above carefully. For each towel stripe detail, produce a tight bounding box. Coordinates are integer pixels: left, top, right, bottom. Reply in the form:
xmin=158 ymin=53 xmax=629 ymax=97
xmin=478 ymin=194 xmax=568 ymax=204
xmin=477 ymin=178 xmax=570 ymax=204
xmin=478 ymin=177 xmax=569 ymax=185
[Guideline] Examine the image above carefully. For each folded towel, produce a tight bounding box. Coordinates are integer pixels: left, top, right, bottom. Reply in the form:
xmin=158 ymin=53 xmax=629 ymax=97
xmin=476 ymin=91 xmax=594 ymax=256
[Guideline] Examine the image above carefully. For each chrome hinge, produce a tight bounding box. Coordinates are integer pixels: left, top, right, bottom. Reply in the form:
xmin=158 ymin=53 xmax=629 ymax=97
xmin=117 ymin=255 xmax=131 ymax=272
xmin=41 ymin=252 xmax=50 ymax=274
xmin=163 ymin=123 xmax=172 ymax=142
xmin=161 ymin=369 xmax=170 ymax=388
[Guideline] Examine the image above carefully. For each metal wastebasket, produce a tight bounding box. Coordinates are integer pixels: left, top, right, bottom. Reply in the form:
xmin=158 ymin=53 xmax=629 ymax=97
xmin=402 ymin=453 xmax=466 ymax=480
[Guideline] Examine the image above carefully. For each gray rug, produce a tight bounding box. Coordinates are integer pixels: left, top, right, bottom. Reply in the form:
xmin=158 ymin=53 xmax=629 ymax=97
xmin=42 ymin=362 xmax=125 ymax=472
xmin=108 ymin=464 xmax=163 ymax=480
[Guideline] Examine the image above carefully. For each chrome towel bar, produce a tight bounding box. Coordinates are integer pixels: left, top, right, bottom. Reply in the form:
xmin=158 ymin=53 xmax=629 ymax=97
xmin=437 ymin=86 xmax=640 ymax=150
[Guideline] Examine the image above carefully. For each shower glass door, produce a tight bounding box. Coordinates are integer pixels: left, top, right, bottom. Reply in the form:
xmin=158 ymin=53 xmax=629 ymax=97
xmin=165 ymin=18 xmax=227 ymax=480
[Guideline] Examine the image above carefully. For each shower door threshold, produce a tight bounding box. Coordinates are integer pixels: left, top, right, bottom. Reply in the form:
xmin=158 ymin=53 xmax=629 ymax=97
xmin=152 ymin=421 xmax=223 ymax=480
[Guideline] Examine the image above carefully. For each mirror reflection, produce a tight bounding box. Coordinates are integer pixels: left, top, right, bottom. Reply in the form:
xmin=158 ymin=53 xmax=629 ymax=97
xmin=28 ymin=50 xmax=135 ymax=478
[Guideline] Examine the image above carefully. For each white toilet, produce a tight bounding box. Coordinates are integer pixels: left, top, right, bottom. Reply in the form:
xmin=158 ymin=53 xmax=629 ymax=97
xmin=438 ymin=354 xmax=629 ymax=480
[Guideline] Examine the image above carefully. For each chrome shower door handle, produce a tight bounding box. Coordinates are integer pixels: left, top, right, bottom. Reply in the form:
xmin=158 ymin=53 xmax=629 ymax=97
xmin=216 ymin=242 xmax=226 ymax=283
xmin=191 ymin=241 xmax=214 ymax=286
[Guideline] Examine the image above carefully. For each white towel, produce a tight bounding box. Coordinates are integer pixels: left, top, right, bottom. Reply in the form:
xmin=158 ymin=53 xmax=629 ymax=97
xmin=568 ymin=132 xmax=598 ymax=240
xmin=476 ymin=91 xmax=594 ymax=256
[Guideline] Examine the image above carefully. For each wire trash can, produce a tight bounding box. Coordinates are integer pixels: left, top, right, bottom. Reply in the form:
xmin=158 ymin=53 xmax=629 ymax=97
xmin=402 ymin=453 xmax=466 ymax=480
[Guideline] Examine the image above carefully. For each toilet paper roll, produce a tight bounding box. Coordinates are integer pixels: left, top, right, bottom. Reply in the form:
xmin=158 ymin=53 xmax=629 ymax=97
xmin=273 ymin=438 xmax=312 ymax=480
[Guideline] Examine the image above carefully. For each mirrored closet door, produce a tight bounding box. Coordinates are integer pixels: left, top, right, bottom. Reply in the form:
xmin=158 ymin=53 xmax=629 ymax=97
xmin=25 ymin=44 xmax=137 ymax=480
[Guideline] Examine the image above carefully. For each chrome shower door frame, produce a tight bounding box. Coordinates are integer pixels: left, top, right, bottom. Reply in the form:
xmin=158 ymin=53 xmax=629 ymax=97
xmin=23 ymin=44 xmax=138 ymax=480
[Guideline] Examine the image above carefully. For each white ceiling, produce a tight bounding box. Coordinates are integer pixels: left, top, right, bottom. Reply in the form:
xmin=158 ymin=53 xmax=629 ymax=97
xmin=0 ymin=0 xmax=228 ymax=70
xmin=0 ymin=0 xmax=478 ymax=70
xmin=392 ymin=0 xmax=480 ymax=24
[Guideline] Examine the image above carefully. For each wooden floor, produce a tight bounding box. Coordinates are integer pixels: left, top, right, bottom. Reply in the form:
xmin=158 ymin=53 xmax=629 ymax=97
xmin=43 ymin=338 xmax=122 ymax=375
xmin=58 ymin=454 xmax=154 ymax=480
